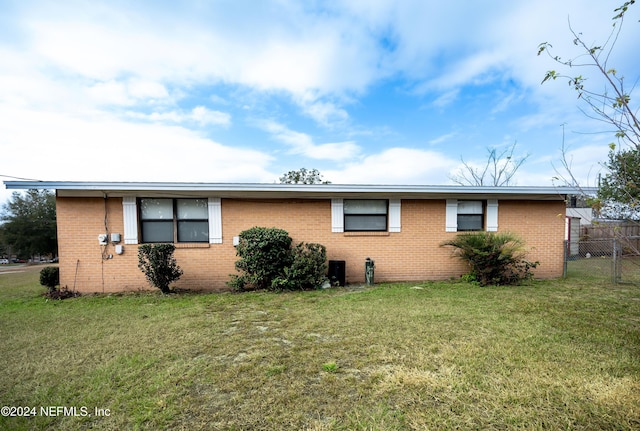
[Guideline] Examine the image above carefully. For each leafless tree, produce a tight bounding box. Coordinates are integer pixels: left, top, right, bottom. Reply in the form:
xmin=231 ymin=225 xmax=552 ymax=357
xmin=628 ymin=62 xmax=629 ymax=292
xmin=539 ymin=1 xmax=639 ymax=219
xmin=450 ymin=142 xmax=529 ymax=186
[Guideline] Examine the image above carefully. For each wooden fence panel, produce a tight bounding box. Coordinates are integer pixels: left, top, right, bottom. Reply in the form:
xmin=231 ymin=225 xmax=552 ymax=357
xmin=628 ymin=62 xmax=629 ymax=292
xmin=580 ymin=223 xmax=640 ymax=255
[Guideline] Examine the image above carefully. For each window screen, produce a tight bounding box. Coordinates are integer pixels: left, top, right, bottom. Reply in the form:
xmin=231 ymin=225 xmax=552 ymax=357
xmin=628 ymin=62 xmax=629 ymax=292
xmin=140 ymin=199 xmax=173 ymax=242
xmin=344 ymin=199 xmax=388 ymax=232
xmin=176 ymin=199 xmax=208 ymax=242
xmin=139 ymin=198 xmax=209 ymax=243
xmin=457 ymin=200 xmax=483 ymax=231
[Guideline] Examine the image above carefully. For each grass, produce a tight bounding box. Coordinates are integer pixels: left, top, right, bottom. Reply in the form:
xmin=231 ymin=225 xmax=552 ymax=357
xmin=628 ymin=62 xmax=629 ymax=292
xmin=566 ymin=255 xmax=640 ymax=284
xmin=1 ymin=266 xmax=639 ymax=430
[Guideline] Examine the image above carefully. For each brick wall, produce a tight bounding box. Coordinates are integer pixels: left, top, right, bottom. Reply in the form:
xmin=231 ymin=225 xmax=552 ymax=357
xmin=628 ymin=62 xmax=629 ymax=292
xmin=56 ymin=197 xmax=566 ymax=293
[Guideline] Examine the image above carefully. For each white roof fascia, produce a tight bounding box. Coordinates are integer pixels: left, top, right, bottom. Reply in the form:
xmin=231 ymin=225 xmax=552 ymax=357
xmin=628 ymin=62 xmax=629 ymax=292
xmin=3 ymin=181 xmax=596 ymax=200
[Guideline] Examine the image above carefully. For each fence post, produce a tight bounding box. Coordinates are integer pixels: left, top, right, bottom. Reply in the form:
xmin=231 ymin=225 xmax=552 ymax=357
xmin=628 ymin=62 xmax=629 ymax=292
xmin=612 ymin=238 xmax=618 ymax=285
xmin=563 ymin=240 xmax=568 ymax=278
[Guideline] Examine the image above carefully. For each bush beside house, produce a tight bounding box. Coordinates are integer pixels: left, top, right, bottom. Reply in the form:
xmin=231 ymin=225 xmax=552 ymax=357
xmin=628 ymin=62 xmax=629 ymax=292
xmin=39 ymin=266 xmax=59 ymax=293
xmin=442 ymin=232 xmax=538 ymax=286
xmin=137 ymin=244 xmax=184 ymax=294
xmin=229 ymin=227 xmax=328 ymax=291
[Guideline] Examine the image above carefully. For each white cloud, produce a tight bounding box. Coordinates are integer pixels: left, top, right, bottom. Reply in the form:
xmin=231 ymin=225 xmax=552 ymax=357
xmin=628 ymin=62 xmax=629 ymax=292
xmin=259 ymin=120 xmax=360 ymax=161
xmin=19 ymin=1 xmax=381 ymax=97
xmin=428 ymin=132 xmax=457 ymax=146
xmin=86 ymin=80 xmax=131 ymax=105
xmin=190 ymin=106 xmax=231 ymax=127
xmin=491 ymin=91 xmax=524 ymax=115
xmin=427 ymin=51 xmax=507 ymax=92
xmin=1 ymin=0 xmax=636 ymax=206
xmin=127 ymin=79 xmax=169 ymax=101
xmin=0 ymin=106 xmax=271 ymax=188
xmin=125 ymin=106 xmax=231 ymax=127
xmin=327 ymin=148 xmax=459 ymax=185
xmin=13 ymin=0 xmax=635 ymax=100
xmin=431 ymin=90 xmax=459 ymax=109
xmin=298 ymin=97 xmax=349 ymax=128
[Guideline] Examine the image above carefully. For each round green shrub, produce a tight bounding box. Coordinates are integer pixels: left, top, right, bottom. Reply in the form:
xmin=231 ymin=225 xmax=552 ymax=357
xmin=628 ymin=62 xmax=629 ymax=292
xmin=39 ymin=266 xmax=60 ymax=292
xmin=229 ymin=227 xmax=328 ymax=291
xmin=231 ymin=227 xmax=293 ymax=291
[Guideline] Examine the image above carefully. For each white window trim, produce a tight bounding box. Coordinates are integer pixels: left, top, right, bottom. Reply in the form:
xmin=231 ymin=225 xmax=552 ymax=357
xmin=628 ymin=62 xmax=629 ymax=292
xmin=446 ymin=199 xmax=458 ymax=232
xmin=208 ymin=198 xmax=222 ymax=244
xmin=389 ymin=199 xmax=401 ymax=233
xmin=445 ymin=199 xmax=499 ymax=232
xmin=123 ymin=197 xmax=223 ymax=244
xmin=333 ymin=198 xmax=401 ymax=233
xmin=486 ymin=199 xmax=499 ymax=232
xmin=331 ymin=199 xmax=344 ymax=232
xmin=122 ymin=196 xmax=138 ymax=244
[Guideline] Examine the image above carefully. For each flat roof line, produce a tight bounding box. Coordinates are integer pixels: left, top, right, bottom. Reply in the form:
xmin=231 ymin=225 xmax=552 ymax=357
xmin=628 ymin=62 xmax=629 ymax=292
xmin=3 ymin=180 xmax=595 ymax=196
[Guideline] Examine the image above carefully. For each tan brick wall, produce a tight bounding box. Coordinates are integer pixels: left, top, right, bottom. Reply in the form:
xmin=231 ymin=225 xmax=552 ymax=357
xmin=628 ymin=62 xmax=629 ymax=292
xmin=56 ymin=197 xmax=566 ymax=293
xmin=497 ymin=200 xmax=566 ymax=278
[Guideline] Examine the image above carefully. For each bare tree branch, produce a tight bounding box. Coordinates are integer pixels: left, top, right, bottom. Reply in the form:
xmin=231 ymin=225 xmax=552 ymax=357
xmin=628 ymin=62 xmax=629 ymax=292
xmin=450 ymin=142 xmax=530 ymax=187
xmin=541 ymin=1 xmax=640 ymax=221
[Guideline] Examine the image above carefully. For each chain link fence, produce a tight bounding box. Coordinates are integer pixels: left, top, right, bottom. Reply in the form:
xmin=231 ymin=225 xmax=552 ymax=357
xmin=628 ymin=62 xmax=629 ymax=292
xmin=564 ymin=223 xmax=640 ymax=284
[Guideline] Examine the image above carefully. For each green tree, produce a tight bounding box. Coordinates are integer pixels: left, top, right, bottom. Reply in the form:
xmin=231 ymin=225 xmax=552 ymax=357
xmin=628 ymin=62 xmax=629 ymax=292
xmin=539 ymin=2 xmax=639 ymax=218
xmin=0 ymin=229 xmax=8 ymax=257
xmin=0 ymin=189 xmax=57 ymax=258
xmin=598 ymin=146 xmax=640 ymax=219
xmin=279 ymin=168 xmax=331 ymax=184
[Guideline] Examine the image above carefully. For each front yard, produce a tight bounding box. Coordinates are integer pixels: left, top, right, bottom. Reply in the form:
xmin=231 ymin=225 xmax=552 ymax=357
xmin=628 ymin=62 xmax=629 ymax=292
xmin=1 ymin=267 xmax=639 ymax=430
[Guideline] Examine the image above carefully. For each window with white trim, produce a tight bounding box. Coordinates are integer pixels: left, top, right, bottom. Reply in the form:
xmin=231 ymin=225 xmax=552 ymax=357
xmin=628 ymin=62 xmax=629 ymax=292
xmin=445 ymin=199 xmax=498 ymax=232
xmin=139 ymin=198 xmax=209 ymax=243
xmin=344 ymin=199 xmax=388 ymax=232
xmin=457 ymin=201 xmax=484 ymax=231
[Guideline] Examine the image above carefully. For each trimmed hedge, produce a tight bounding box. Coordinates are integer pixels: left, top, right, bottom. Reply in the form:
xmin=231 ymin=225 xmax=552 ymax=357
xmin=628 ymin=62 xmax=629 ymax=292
xmin=229 ymin=227 xmax=328 ymax=291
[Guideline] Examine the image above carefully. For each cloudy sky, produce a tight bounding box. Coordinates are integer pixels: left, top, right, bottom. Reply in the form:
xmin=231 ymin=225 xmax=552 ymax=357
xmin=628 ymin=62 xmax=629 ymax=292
xmin=1 ymin=0 xmax=639 ymax=204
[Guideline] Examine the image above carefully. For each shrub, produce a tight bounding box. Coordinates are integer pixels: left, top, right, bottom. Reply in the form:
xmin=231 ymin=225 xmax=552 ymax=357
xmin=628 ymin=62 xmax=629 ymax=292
xmin=272 ymin=242 xmax=328 ymax=291
xmin=137 ymin=244 xmax=183 ymax=294
xmin=39 ymin=266 xmax=59 ymax=293
xmin=441 ymin=232 xmax=538 ymax=286
xmin=229 ymin=227 xmax=328 ymax=292
xmin=230 ymin=227 xmax=293 ymax=291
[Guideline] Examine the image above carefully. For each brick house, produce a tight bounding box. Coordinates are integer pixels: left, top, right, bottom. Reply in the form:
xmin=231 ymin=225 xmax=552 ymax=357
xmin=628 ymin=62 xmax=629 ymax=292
xmin=4 ymin=181 xmax=585 ymax=293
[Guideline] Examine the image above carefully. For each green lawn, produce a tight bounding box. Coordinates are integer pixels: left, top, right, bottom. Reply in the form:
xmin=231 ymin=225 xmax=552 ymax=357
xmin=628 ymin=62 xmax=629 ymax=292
xmin=1 ymin=267 xmax=639 ymax=430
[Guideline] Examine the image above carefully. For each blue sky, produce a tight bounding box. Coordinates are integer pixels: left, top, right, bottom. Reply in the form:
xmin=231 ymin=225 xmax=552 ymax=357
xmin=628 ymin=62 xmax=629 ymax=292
xmin=1 ymin=0 xmax=639 ymax=203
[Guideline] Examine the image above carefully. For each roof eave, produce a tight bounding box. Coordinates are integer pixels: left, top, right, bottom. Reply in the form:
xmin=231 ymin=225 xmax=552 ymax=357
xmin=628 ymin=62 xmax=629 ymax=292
xmin=3 ymin=181 xmax=595 ymax=200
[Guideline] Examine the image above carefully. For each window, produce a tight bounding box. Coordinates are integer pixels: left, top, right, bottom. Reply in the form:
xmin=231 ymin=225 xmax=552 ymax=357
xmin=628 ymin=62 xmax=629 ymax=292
xmin=456 ymin=201 xmax=483 ymax=231
xmin=139 ymin=198 xmax=209 ymax=243
xmin=446 ymin=199 xmax=498 ymax=232
xmin=344 ymin=199 xmax=388 ymax=232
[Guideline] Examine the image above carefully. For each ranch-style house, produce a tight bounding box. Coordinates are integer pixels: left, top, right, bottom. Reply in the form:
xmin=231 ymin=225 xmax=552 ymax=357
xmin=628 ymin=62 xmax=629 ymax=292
xmin=3 ymin=181 xmax=587 ymax=293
